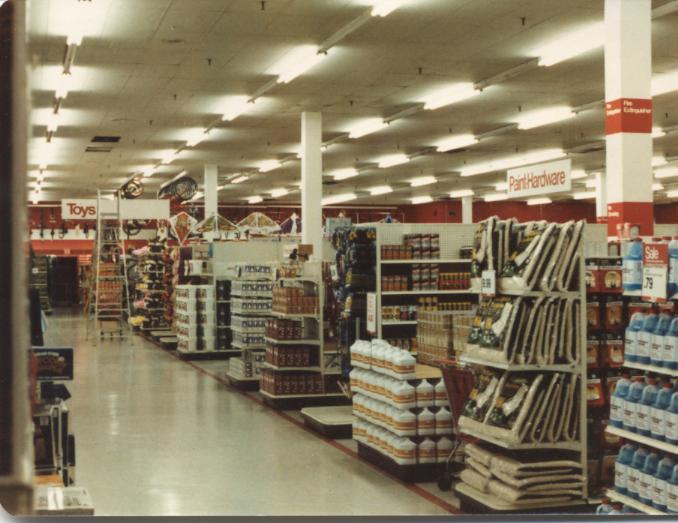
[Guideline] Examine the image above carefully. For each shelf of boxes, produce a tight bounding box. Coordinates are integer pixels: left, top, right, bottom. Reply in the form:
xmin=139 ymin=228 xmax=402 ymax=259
xmin=174 ymin=284 xmax=217 ymax=355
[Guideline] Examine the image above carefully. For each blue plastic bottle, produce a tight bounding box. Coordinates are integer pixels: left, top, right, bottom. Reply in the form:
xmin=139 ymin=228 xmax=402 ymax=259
xmin=669 ymin=236 xmax=678 ymax=297
xmin=637 ymin=314 xmax=659 ymax=365
xmin=639 ymin=451 xmax=660 ymax=505
xmin=611 ymin=373 xmax=632 ymax=428
xmin=651 ymin=382 xmax=673 ymax=441
xmin=637 ymin=377 xmax=659 ymax=437
xmin=626 ymin=313 xmax=647 ymax=364
xmin=667 ymin=390 xmax=678 ymax=446
xmin=651 ymin=314 xmax=672 ymax=367
xmin=653 ymin=454 xmax=676 ymax=511
xmin=628 ymin=446 xmax=649 ymax=500
xmin=663 ymin=317 xmax=678 ymax=370
xmin=623 ymin=239 xmax=644 ymax=292
xmin=615 ymin=443 xmax=637 ymax=495
xmin=668 ymin=464 xmax=678 ymax=514
xmin=624 ymin=376 xmax=646 ymax=433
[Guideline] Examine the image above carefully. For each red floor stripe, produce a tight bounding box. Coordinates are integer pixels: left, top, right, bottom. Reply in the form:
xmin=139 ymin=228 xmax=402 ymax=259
xmin=156 ymin=343 xmax=460 ymax=515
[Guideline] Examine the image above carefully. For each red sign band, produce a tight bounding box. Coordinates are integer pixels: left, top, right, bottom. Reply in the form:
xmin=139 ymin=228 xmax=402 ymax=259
xmin=605 ymin=98 xmax=652 ymax=135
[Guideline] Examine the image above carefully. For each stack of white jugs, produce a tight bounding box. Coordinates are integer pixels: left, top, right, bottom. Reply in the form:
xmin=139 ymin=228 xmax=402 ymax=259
xmin=350 ymin=339 xmax=454 ymax=466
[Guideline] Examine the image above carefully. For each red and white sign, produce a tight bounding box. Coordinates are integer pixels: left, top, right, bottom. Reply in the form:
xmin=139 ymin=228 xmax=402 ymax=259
xmin=366 ymin=292 xmax=377 ymax=335
xmin=641 ymin=242 xmax=669 ymax=302
xmin=506 ymin=158 xmax=571 ymax=198
xmin=605 ymin=98 xmax=652 ymax=135
xmin=61 ymin=199 xmax=170 ymax=220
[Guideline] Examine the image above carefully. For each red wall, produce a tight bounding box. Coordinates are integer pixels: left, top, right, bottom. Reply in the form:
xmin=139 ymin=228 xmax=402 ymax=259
xmin=655 ymin=202 xmax=678 ymax=224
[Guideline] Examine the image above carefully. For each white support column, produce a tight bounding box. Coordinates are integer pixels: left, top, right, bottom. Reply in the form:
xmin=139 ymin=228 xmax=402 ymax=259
xmin=301 ymin=112 xmax=322 ymax=258
xmin=595 ymin=171 xmax=607 ymax=220
xmin=604 ymin=0 xmax=653 ymax=235
xmin=204 ymin=164 xmax=218 ymax=241
xmin=461 ymin=196 xmax=473 ymax=224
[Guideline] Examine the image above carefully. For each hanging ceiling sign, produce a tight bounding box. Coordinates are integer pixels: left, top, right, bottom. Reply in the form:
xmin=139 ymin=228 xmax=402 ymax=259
xmin=61 ymin=199 xmax=170 ymax=220
xmin=506 ymin=158 xmax=572 ymax=198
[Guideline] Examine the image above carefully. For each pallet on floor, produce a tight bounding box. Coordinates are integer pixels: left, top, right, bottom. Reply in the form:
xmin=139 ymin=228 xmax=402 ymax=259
xmin=300 ymin=406 xmax=353 ymax=439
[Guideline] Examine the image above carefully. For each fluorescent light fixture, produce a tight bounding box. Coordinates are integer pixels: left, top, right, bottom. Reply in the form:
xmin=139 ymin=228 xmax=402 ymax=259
xmin=371 ymin=0 xmax=409 ymax=17
xmin=652 ymin=127 xmax=666 ymax=138
xmin=141 ymin=166 xmax=156 ymax=178
xmin=483 ymin=192 xmax=508 ymax=202
xmin=527 ymin=197 xmax=552 ymax=206
xmin=516 ymin=106 xmax=574 ymax=130
xmin=411 ymin=195 xmax=433 ymax=205
xmin=161 ymin=151 xmax=178 ymax=165
xmin=653 ymin=183 xmax=664 ymax=191
xmin=461 ymin=148 xmax=566 ymax=177
xmin=55 ymin=73 xmax=74 ymax=99
xmin=369 ymin=185 xmax=393 ymax=196
xmin=666 ymin=189 xmax=678 ymax=198
xmin=494 ymin=182 xmax=508 ymax=191
xmin=571 ymin=169 xmax=587 ymax=179
xmin=270 ymin=188 xmax=288 ymax=198
xmin=322 ymin=193 xmax=357 ymax=205
xmin=248 ymin=195 xmax=263 ymax=204
xmin=275 ymin=46 xmax=327 ymax=84
xmin=652 ymin=70 xmax=678 ymax=97
xmin=46 ymin=112 xmax=60 ymax=132
xmin=231 ymin=175 xmax=249 ymax=184
xmin=423 ymin=84 xmax=479 ymax=111
xmin=347 ymin=118 xmax=387 ymax=139
xmin=655 ymin=166 xmax=678 ymax=179
xmin=186 ymin=129 xmax=209 ymax=147
xmin=572 ymin=191 xmax=596 ymax=200
xmin=378 ymin=154 xmax=409 ymax=169
xmin=222 ymin=96 xmax=251 ymax=122
xmin=259 ymin=159 xmax=282 ymax=173
xmin=653 ymin=156 xmax=668 ymax=167
xmin=410 ymin=175 xmax=437 ymax=187
xmin=584 ymin=179 xmax=598 ymax=189
xmin=535 ymin=22 xmax=604 ymax=67
xmin=39 ymin=162 xmax=48 ymax=170
xmin=449 ymin=189 xmax=474 ymax=198
xmin=332 ymin=168 xmax=359 ymax=181
xmin=436 ymin=134 xmax=478 ymax=152
xmin=67 ymin=29 xmax=83 ymax=46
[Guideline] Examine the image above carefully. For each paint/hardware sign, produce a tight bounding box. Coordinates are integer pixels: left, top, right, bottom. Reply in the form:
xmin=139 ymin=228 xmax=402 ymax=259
xmin=641 ymin=242 xmax=669 ymax=302
xmin=506 ymin=158 xmax=571 ymax=198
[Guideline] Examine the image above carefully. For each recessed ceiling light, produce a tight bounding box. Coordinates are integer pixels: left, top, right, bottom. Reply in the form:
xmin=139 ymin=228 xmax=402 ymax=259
xmin=516 ymin=106 xmax=575 ymax=130
xmin=248 ymin=195 xmax=263 ymax=204
xmin=231 ymin=175 xmax=249 ymax=184
xmin=653 ymin=182 xmax=664 ymax=191
xmin=423 ymin=84 xmax=479 ymax=111
xmin=369 ymin=185 xmax=393 ymax=196
xmin=322 ymin=193 xmax=357 ymax=205
xmin=461 ymin=149 xmax=565 ymax=177
xmin=449 ymin=189 xmax=474 ymax=198
xmin=259 ymin=160 xmax=282 ymax=173
xmin=332 ymin=168 xmax=359 ymax=181
xmin=572 ymin=191 xmax=596 ymax=200
xmin=666 ymin=189 xmax=678 ymax=198
xmin=222 ymin=96 xmax=251 ymax=122
xmin=347 ymin=118 xmax=387 ymax=139
xmin=571 ymin=169 xmax=588 ymax=179
xmin=409 ymin=175 xmax=437 ymax=187
xmin=494 ymin=182 xmax=508 ymax=191
xmin=186 ymin=129 xmax=209 ymax=148
xmin=655 ymin=166 xmax=678 ymax=179
xmin=527 ymin=197 xmax=552 ymax=206
xmin=652 ymin=127 xmax=666 ymax=138
xmin=371 ymin=0 xmax=409 ymax=17
xmin=411 ymin=195 xmax=433 ymax=205
xmin=55 ymin=72 xmax=75 ymax=99
xmin=534 ymin=22 xmax=604 ymax=67
xmin=483 ymin=192 xmax=508 ymax=202
xmin=161 ymin=151 xmax=178 ymax=165
xmin=275 ymin=46 xmax=328 ymax=84
xmin=652 ymin=70 xmax=678 ymax=96
xmin=436 ymin=134 xmax=478 ymax=152
xmin=378 ymin=154 xmax=409 ymax=169
xmin=270 ymin=188 xmax=288 ymax=198
xmin=653 ymin=156 xmax=668 ymax=167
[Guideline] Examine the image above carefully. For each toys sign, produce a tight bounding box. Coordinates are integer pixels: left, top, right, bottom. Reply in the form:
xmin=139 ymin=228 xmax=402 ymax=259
xmin=61 ymin=199 xmax=170 ymax=220
xmin=506 ymin=158 xmax=571 ymax=198
xmin=61 ymin=200 xmax=98 ymax=219
xmin=642 ymin=242 xmax=669 ymax=302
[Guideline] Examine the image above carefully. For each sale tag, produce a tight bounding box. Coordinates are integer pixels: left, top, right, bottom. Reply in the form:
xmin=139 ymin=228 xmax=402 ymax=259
xmin=642 ymin=242 xmax=669 ymax=302
xmin=481 ymin=270 xmax=496 ymax=298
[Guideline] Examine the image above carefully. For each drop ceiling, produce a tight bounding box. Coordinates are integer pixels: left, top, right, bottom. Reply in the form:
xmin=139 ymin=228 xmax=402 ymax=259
xmin=25 ymin=0 xmax=678 ymax=205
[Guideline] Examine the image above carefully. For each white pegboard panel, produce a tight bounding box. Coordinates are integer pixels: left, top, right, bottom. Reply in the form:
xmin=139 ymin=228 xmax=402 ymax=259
xmin=375 ymin=223 xmax=476 ymax=259
xmin=656 ymin=224 xmax=678 ymax=236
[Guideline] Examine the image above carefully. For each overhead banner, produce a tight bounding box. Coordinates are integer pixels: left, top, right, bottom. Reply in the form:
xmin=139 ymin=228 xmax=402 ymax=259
xmin=61 ymin=199 xmax=170 ymax=220
xmin=506 ymin=158 xmax=572 ymax=198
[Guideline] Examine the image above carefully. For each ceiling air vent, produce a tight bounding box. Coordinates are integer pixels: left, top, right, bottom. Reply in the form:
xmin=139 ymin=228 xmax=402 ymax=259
xmin=91 ymin=136 xmax=121 ymax=143
xmin=85 ymin=146 xmax=113 ymax=153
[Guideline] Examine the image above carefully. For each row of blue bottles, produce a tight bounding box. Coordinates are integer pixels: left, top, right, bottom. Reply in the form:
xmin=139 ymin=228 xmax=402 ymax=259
xmin=669 ymin=237 xmax=678 ymax=297
xmin=616 ymin=444 xmax=678 ymax=512
xmin=611 ymin=374 xmax=678 ymax=445
xmin=626 ymin=313 xmax=678 ymax=369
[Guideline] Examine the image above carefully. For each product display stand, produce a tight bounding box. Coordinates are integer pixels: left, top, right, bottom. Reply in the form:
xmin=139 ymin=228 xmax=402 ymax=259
xmin=30 ymin=255 xmax=52 ymax=315
xmin=226 ymin=263 xmax=275 ymax=388
xmin=454 ymin=219 xmax=589 ymax=512
xmin=260 ymin=262 xmax=347 ymax=409
xmin=133 ymin=240 xmax=170 ymax=333
xmin=373 ymin=224 xmax=478 ymax=354
xmin=174 ymin=284 xmax=229 ymax=359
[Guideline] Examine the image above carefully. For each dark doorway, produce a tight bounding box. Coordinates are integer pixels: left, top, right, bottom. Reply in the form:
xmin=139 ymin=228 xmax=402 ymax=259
xmin=50 ymin=257 xmax=79 ymax=306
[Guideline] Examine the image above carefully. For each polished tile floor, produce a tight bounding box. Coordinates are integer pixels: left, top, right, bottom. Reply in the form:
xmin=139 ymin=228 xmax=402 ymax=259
xmin=45 ymin=311 xmax=459 ymax=516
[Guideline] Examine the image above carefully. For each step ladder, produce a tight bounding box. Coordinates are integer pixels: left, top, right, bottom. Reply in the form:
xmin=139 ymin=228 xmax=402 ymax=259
xmin=90 ymin=191 xmax=131 ymax=339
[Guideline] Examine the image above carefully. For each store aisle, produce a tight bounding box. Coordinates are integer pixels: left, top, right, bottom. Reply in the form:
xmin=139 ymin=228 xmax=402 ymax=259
xmin=45 ymin=311 xmax=456 ymax=516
